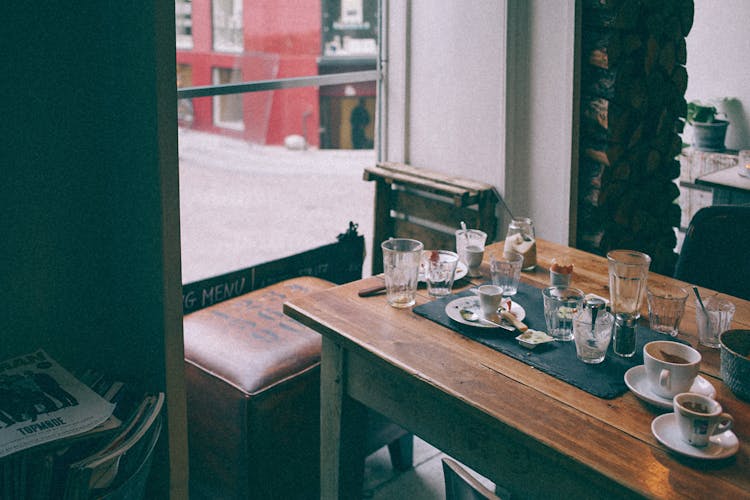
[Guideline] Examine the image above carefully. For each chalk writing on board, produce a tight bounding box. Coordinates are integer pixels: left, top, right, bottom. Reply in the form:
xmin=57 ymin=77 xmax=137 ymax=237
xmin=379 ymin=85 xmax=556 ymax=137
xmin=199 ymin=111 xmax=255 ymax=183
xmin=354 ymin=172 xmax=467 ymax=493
xmin=182 ymin=233 xmax=364 ymax=314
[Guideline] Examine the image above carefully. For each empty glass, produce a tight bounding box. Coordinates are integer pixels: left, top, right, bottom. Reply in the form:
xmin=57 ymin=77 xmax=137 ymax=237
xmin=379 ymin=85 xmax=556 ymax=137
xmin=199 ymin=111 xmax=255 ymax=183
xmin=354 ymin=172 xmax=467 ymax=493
xmin=607 ymin=250 xmax=651 ymax=357
xmin=490 ymin=251 xmax=523 ymax=296
xmin=542 ymin=286 xmax=585 ymax=341
xmin=381 ymin=238 xmax=424 ymax=308
xmin=425 ymin=250 xmax=459 ymax=297
xmin=647 ymin=285 xmax=688 ymax=337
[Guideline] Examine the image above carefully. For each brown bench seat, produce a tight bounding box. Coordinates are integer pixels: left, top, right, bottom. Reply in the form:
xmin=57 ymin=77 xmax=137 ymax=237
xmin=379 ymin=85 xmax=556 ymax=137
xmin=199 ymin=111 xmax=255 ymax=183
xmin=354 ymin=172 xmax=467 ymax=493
xmin=184 ymin=276 xmax=412 ymax=499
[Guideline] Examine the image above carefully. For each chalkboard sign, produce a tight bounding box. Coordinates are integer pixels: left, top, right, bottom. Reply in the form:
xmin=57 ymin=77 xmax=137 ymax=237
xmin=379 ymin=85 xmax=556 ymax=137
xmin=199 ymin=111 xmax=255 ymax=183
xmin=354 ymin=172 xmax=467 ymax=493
xmin=182 ymin=224 xmax=365 ymax=314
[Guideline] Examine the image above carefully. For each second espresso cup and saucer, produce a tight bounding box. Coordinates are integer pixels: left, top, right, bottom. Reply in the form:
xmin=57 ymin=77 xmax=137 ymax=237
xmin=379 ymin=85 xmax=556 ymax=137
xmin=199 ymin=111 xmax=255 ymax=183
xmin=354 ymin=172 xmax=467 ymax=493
xmin=624 ymin=340 xmax=716 ymax=410
xmin=651 ymin=392 xmax=738 ymax=460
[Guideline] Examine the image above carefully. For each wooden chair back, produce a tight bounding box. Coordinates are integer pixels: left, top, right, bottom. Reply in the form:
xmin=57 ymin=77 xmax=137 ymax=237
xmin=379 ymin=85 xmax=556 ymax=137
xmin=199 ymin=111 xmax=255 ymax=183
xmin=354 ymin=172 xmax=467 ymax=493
xmin=364 ymin=162 xmax=500 ymax=274
xmin=442 ymin=457 xmax=502 ymax=500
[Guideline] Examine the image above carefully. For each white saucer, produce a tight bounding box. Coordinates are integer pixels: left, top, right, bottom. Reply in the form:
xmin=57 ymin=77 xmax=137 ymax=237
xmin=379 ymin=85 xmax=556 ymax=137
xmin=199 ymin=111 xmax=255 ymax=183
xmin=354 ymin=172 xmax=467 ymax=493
xmin=651 ymin=413 xmax=739 ymax=460
xmin=419 ymin=251 xmax=469 ymax=283
xmin=624 ymin=365 xmax=716 ymax=410
xmin=445 ymin=296 xmax=526 ymax=329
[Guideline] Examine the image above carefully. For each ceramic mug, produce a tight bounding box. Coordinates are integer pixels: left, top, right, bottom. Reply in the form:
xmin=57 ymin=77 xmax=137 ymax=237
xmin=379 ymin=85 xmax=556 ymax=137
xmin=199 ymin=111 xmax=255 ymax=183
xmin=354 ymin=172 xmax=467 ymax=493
xmin=673 ymin=392 xmax=733 ymax=447
xmin=643 ymin=341 xmax=701 ymax=399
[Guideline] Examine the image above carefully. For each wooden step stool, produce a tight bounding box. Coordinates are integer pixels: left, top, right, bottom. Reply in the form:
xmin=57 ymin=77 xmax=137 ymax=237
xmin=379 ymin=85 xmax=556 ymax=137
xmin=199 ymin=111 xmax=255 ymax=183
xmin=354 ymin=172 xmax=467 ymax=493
xmin=184 ymin=276 xmax=412 ymax=499
xmin=364 ymin=162 xmax=500 ymax=274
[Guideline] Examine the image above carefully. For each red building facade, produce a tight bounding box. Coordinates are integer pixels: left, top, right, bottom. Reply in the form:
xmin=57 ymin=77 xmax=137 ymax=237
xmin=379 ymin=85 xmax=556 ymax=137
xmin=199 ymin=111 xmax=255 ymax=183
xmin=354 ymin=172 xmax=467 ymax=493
xmin=176 ymin=0 xmax=377 ymax=149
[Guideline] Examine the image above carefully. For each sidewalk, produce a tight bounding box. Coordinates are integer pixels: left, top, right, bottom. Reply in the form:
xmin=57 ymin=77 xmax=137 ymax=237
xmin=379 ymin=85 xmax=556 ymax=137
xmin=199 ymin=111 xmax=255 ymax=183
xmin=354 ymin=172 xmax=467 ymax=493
xmin=178 ymin=128 xmax=376 ymax=283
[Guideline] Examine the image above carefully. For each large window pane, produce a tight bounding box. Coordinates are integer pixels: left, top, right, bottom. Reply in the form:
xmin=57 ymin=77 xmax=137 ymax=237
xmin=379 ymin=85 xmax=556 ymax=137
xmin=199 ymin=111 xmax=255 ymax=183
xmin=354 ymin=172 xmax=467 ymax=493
xmin=176 ymin=1 xmax=380 ymax=282
xmin=179 ymin=89 xmax=375 ymax=283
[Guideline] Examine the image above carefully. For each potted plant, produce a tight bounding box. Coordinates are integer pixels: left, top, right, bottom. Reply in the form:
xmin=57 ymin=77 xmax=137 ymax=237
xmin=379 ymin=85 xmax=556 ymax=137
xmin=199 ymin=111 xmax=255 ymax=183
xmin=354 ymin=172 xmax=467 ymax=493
xmin=686 ymin=100 xmax=729 ymax=152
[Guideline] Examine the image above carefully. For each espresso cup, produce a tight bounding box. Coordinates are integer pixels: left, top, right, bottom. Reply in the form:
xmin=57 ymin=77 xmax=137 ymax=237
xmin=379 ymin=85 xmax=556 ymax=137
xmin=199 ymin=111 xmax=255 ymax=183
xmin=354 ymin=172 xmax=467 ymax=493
xmin=673 ymin=393 xmax=733 ymax=447
xmin=643 ymin=341 xmax=701 ymax=399
xmin=477 ymin=285 xmax=504 ymax=318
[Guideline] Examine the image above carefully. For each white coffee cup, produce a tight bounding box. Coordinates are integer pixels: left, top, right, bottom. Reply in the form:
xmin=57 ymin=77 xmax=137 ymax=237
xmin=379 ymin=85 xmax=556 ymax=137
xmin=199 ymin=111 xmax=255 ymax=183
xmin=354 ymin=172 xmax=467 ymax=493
xmin=643 ymin=341 xmax=701 ymax=399
xmin=477 ymin=285 xmax=503 ymax=318
xmin=673 ymin=393 xmax=733 ymax=447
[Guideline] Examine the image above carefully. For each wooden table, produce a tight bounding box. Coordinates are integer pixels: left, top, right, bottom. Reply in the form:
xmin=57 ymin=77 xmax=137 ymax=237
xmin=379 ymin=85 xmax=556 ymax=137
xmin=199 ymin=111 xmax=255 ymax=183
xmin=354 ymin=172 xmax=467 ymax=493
xmin=283 ymin=240 xmax=750 ymax=499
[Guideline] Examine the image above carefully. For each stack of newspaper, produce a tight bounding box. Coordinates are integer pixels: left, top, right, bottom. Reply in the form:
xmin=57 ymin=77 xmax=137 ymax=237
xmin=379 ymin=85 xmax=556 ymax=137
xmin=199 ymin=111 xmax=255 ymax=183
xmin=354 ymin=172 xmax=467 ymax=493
xmin=0 ymin=350 xmax=164 ymax=499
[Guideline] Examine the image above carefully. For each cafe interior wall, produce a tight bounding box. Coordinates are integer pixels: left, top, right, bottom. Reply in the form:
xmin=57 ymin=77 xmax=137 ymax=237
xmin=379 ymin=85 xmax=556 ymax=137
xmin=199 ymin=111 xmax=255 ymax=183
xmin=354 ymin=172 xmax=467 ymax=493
xmin=4 ymin=4 xmax=188 ymax=497
xmin=684 ymin=0 xmax=750 ymax=150
xmin=383 ymin=0 xmax=578 ymax=246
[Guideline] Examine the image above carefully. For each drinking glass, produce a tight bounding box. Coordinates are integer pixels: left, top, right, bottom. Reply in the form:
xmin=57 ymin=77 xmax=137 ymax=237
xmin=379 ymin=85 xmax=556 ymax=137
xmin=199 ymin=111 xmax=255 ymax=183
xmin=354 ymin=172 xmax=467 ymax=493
xmin=573 ymin=307 xmax=614 ymax=364
xmin=647 ymin=285 xmax=689 ymax=337
xmin=381 ymin=238 xmax=424 ymax=308
xmin=490 ymin=251 xmax=523 ymax=296
xmin=696 ymin=296 xmax=735 ymax=348
xmin=425 ymin=250 xmax=459 ymax=297
xmin=455 ymin=229 xmax=487 ymax=277
xmin=607 ymin=250 xmax=651 ymax=357
xmin=542 ymin=286 xmax=584 ymax=341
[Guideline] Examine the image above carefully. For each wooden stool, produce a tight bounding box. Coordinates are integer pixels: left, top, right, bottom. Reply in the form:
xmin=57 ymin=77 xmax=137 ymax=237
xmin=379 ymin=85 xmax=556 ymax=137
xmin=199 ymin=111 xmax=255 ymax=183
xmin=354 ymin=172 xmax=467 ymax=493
xmin=184 ymin=276 xmax=412 ymax=499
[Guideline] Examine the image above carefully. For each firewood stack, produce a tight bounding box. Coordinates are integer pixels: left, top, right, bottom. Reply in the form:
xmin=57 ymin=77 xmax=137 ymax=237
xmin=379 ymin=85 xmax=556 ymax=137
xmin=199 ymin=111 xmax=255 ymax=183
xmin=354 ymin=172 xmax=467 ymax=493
xmin=577 ymin=0 xmax=693 ymax=275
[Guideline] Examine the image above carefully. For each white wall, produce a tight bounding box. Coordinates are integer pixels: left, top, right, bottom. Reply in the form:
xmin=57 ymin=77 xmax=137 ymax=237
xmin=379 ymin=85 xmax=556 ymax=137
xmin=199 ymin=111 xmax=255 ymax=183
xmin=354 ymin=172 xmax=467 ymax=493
xmin=384 ymin=0 xmax=578 ymax=245
xmin=685 ymin=0 xmax=750 ymax=150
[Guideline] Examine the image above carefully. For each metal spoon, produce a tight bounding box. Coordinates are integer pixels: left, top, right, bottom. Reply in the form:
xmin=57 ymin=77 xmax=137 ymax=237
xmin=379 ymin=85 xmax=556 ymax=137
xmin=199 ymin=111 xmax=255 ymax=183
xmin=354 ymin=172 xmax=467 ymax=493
xmin=459 ymin=308 xmax=513 ymax=330
xmin=460 ymin=221 xmax=470 ymax=246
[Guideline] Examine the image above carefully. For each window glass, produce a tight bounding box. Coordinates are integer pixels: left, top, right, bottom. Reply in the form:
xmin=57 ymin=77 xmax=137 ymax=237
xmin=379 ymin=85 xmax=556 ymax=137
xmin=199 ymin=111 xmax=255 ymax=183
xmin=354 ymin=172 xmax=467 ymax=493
xmin=177 ymin=1 xmax=380 ymax=283
xmin=179 ymin=89 xmax=375 ymax=283
xmin=213 ymin=0 xmax=243 ymax=53
xmin=175 ymin=0 xmax=193 ymax=49
xmin=212 ymin=67 xmax=244 ymax=130
xmin=177 ymin=64 xmax=194 ymax=124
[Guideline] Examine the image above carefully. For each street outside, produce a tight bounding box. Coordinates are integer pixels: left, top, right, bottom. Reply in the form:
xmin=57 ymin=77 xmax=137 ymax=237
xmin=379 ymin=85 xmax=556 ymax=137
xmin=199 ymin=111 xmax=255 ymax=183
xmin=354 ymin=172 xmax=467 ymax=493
xmin=178 ymin=127 xmax=376 ymax=283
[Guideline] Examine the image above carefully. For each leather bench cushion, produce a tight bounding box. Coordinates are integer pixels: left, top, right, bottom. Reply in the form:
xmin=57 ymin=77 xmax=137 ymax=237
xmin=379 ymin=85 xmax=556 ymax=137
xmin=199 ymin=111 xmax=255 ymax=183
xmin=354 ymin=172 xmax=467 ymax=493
xmin=183 ymin=276 xmax=333 ymax=396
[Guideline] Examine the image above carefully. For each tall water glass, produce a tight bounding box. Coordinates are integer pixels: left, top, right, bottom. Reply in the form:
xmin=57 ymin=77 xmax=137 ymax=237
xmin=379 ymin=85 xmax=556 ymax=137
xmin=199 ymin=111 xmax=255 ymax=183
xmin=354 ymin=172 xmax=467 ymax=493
xmin=607 ymin=250 xmax=651 ymax=357
xmin=381 ymin=238 xmax=424 ymax=308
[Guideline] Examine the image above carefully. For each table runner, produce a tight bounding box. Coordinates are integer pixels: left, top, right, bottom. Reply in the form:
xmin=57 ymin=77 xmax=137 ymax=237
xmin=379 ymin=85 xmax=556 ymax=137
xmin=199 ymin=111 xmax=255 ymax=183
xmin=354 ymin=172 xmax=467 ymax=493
xmin=413 ymin=281 xmax=687 ymax=399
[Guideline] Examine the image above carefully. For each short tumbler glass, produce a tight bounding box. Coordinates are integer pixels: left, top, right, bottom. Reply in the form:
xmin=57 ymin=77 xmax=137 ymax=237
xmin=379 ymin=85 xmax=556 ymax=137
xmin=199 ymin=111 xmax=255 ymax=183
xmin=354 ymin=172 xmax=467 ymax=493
xmin=455 ymin=229 xmax=487 ymax=277
xmin=425 ymin=250 xmax=459 ymax=297
xmin=542 ymin=286 xmax=585 ymax=341
xmin=490 ymin=251 xmax=523 ymax=296
xmin=696 ymin=296 xmax=735 ymax=348
xmin=647 ymin=285 xmax=688 ymax=337
xmin=573 ymin=310 xmax=614 ymax=364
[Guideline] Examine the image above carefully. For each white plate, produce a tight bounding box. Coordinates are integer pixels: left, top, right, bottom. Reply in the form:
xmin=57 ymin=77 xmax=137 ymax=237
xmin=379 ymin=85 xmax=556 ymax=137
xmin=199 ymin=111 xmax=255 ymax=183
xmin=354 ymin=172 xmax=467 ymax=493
xmin=419 ymin=251 xmax=468 ymax=283
xmin=445 ymin=296 xmax=526 ymax=329
xmin=651 ymin=413 xmax=739 ymax=460
xmin=624 ymin=365 xmax=716 ymax=410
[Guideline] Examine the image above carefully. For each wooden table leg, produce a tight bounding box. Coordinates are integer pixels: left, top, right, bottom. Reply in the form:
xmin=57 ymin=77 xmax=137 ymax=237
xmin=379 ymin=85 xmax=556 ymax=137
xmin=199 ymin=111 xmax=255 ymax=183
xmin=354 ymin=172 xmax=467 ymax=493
xmin=320 ymin=337 xmax=367 ymax=499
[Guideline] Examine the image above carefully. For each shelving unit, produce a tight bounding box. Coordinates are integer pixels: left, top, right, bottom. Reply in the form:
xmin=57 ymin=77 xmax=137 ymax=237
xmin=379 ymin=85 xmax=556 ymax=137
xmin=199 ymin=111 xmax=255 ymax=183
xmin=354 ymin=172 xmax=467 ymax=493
xmin=677 ymin=148 xmax=739 ymax=230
